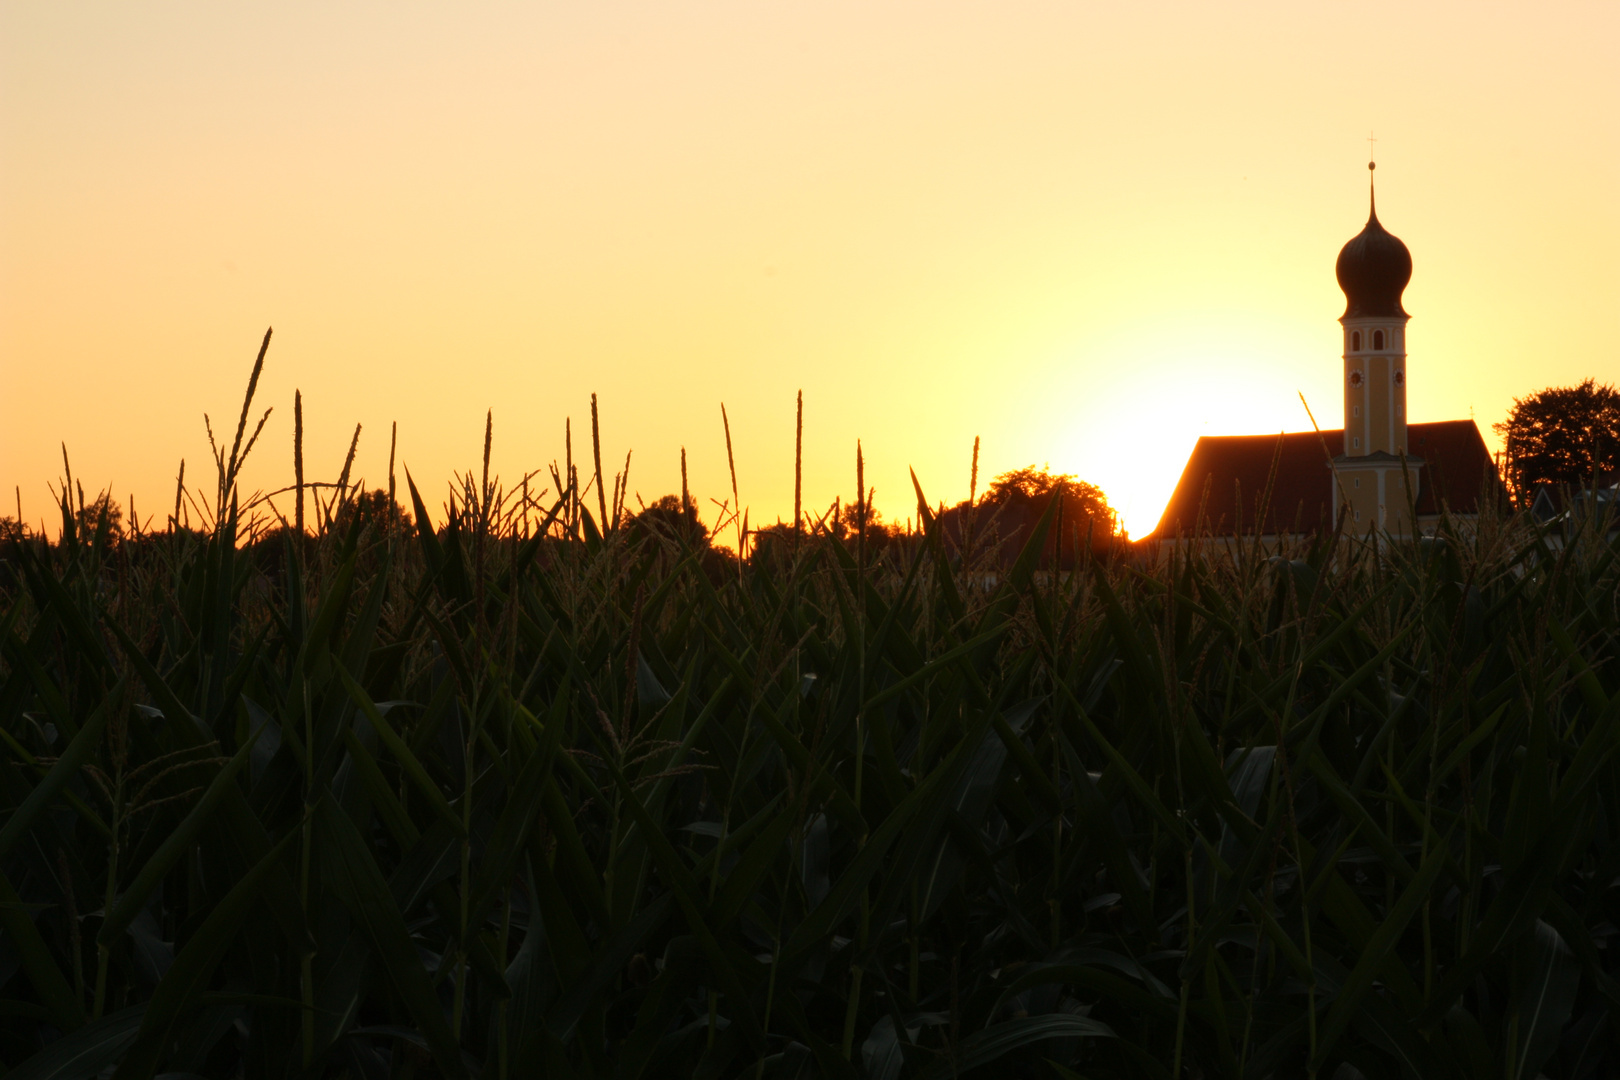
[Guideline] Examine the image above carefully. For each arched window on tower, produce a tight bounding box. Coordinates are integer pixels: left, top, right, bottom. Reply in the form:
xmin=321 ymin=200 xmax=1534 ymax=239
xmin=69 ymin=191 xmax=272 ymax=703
xmin=1351 ymin=331 xmax=1361 ymax=351
xmin=1373 ymin=330 xmax=1385 ymax=350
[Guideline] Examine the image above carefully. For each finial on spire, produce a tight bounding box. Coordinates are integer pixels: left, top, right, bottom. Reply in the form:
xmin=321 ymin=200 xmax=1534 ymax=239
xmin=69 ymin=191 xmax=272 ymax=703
xmin=1366 ymin=132 xmax=1378 ymax=219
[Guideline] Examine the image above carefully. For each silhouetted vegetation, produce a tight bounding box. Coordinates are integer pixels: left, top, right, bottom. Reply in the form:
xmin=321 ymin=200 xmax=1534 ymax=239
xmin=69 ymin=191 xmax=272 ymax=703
xmin=4 ymin=334 xmax=1618 ymax=1079
xmin=63 ymin=493 xmax=125 ymax=547
xmin=630 ymin=493 xmax=707 ymax=548
xmin=1494 ymin=378 xmax=1620 ymax=503
xmin=333 ymin=488 xmax=413 ymax=538
xmin=937 ymin=464 xmax=1125 ymax=569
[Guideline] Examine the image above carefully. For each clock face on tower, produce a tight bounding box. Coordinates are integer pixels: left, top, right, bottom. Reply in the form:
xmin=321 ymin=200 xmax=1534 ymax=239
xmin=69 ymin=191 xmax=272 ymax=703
xmin=1394 ymin=369 xmax=1405 ymax=387
xmin=1349 ymin=370 xmax=1364 ymax=388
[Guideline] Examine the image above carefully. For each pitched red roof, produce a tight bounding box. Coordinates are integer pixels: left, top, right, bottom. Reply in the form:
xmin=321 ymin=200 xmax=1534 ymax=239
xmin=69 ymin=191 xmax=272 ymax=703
xmin=1146 ymin=420 xmax=1499 ymax=539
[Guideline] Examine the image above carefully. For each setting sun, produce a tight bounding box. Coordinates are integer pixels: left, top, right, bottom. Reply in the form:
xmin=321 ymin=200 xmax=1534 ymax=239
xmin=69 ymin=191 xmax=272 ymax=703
xmin=3 ymin=3 xmax=1615 ymax=537
xmin=6 ymin=6 xmax=1620 ymax=1076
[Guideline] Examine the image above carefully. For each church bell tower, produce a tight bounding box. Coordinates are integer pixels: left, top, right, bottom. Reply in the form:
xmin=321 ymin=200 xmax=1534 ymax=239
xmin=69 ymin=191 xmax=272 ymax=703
xmin=1332 ymin=162 xmax=1422 ymax=534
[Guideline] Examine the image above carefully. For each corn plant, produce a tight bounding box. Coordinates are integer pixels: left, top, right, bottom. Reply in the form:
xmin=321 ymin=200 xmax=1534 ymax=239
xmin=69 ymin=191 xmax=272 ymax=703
xmin=2 ymin=343 xmax=1619 ymax=1079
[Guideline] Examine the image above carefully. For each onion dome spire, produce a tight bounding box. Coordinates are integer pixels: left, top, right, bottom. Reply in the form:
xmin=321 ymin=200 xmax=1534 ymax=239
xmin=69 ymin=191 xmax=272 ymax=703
xmin=1335 ymin=161 xmax=1412 ymax=318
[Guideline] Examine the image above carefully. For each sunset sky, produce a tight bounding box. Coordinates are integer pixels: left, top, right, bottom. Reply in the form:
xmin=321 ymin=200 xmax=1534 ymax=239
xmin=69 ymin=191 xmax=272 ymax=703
xmin=3 ymin=2 xmax=1616 ymax=538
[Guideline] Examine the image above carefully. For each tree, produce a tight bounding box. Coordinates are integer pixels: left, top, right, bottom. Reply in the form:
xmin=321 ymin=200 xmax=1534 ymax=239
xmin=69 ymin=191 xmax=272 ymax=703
xmin=983 ymin=465 xmax=1119 ymax=537
xmin=940 ymin=464 xmax=1123 ymax=567
xmin=73 ymin=494 xmax=124 ymax=543
xmin=1494 ymin=379 xmax=1620 ymax=504
xmin=333 ymin=489 xmax=413 ymax=537
xmin=830 ymin=494 xmax=899 ymax=548
xmin=630 ymin=494 xmax=707 ymax=547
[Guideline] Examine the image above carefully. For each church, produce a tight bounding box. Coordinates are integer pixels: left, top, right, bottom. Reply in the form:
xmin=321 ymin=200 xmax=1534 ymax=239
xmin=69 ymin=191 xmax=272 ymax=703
xmin=1147 ymin=165 xmax=1498 ymax=542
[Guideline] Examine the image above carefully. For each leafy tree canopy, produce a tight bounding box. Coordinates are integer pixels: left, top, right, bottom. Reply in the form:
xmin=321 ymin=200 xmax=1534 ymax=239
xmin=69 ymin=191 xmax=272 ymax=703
xmin=1493 ymin=379 xmax=1620 ymax=501
xmin=73 ymin=494 xmax=123 ymax=542
xmin=630 ymin=494 xmax=706 ymax=545
xmin=831 ymin=493 xmax=894 ymax=540
xmin=334 ymin=488 xmax=413 ymax=534
xmin=983 ymin=465 xmax=1119 ymax=534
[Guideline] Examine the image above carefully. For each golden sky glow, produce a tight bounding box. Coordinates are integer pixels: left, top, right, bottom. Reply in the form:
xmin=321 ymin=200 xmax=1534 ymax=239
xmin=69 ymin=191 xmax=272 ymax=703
xmin=4 ymin=2 xmax=1617 ymax=537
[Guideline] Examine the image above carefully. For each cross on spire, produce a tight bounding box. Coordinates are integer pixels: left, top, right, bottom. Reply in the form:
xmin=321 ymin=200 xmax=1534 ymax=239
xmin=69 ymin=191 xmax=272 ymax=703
xmin=1367 ymin=130 xmax=1377 ymax=168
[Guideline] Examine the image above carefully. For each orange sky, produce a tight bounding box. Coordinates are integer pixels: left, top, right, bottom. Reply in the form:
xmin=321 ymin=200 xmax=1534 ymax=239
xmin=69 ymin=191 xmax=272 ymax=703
xmin=4 ymin=2 xmax=1617 ymax=538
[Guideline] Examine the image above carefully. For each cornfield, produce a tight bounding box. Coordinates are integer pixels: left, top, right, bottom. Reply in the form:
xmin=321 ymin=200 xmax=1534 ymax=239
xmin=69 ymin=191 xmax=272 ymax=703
xmin=3 ymin=348 xmax=1619 ymax=1079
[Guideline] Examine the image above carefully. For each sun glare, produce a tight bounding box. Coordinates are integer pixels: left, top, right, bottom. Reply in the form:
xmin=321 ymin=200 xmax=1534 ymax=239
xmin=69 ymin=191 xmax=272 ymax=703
xmin=0 ymin=3 xmax=1614 ymax=541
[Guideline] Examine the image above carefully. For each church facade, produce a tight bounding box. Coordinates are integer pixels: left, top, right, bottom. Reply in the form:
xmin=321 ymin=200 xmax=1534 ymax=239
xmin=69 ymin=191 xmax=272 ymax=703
xmin=1147 ymin=167 xmax=1498 ymax=542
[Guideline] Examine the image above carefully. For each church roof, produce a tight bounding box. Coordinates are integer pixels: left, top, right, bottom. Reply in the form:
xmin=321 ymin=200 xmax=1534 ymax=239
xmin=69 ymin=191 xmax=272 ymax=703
xmin=1145 ymin=420 xmax=1498 ymax=539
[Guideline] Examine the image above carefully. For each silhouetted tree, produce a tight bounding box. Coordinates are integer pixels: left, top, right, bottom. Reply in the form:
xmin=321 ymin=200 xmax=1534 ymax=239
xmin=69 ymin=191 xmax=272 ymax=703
xmin=0 ymin=518 xmax=30 ymax=588
xmin=981 ymin=465 xmax=1120 ymax=546
xmin=630 ymin=495 xmax=707 ymax=548
xmin=982 ymin=466 xmax=1116 ymax=527
xmin=830 ymin=495 xmax=901 ymax=553
xmin=746 ymin=521 xmax=798 ymax=569
xmin=942 ymin=465 xmax=1122 ymax=567
xmin=248 ymin=524 xmax=316 ymax=575
xmin=73 ymin=495 xmax=124 ymax=544
xmin=1494 ymin=379 xmax=1620 ymax=504
xmin=333 ymin=489 xmax=413 ymax=538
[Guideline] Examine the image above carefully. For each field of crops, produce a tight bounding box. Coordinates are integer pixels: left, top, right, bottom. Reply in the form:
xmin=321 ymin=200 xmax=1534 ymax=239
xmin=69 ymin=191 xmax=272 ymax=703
xmin=3 ymin=392 xmax=1619 ymax=1078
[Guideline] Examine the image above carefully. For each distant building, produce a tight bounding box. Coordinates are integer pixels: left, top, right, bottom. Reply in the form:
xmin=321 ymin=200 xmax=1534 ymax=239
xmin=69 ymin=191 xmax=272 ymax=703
xmin=1147 ymin=166 xmax=1500 ymax=543
xmin=1149 ymin=424 xmax=1495 ymax=540
xmin=1529 ymin=472 xmax=1620 ymax=541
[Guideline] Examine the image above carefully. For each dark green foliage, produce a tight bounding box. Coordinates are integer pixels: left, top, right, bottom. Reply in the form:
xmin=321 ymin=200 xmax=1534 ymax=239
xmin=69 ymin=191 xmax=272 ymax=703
xmin=2 ymin=456 xmax=1619 ymax=1080
xmin=1494 ymin=378 xmax=1620 ymax=502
